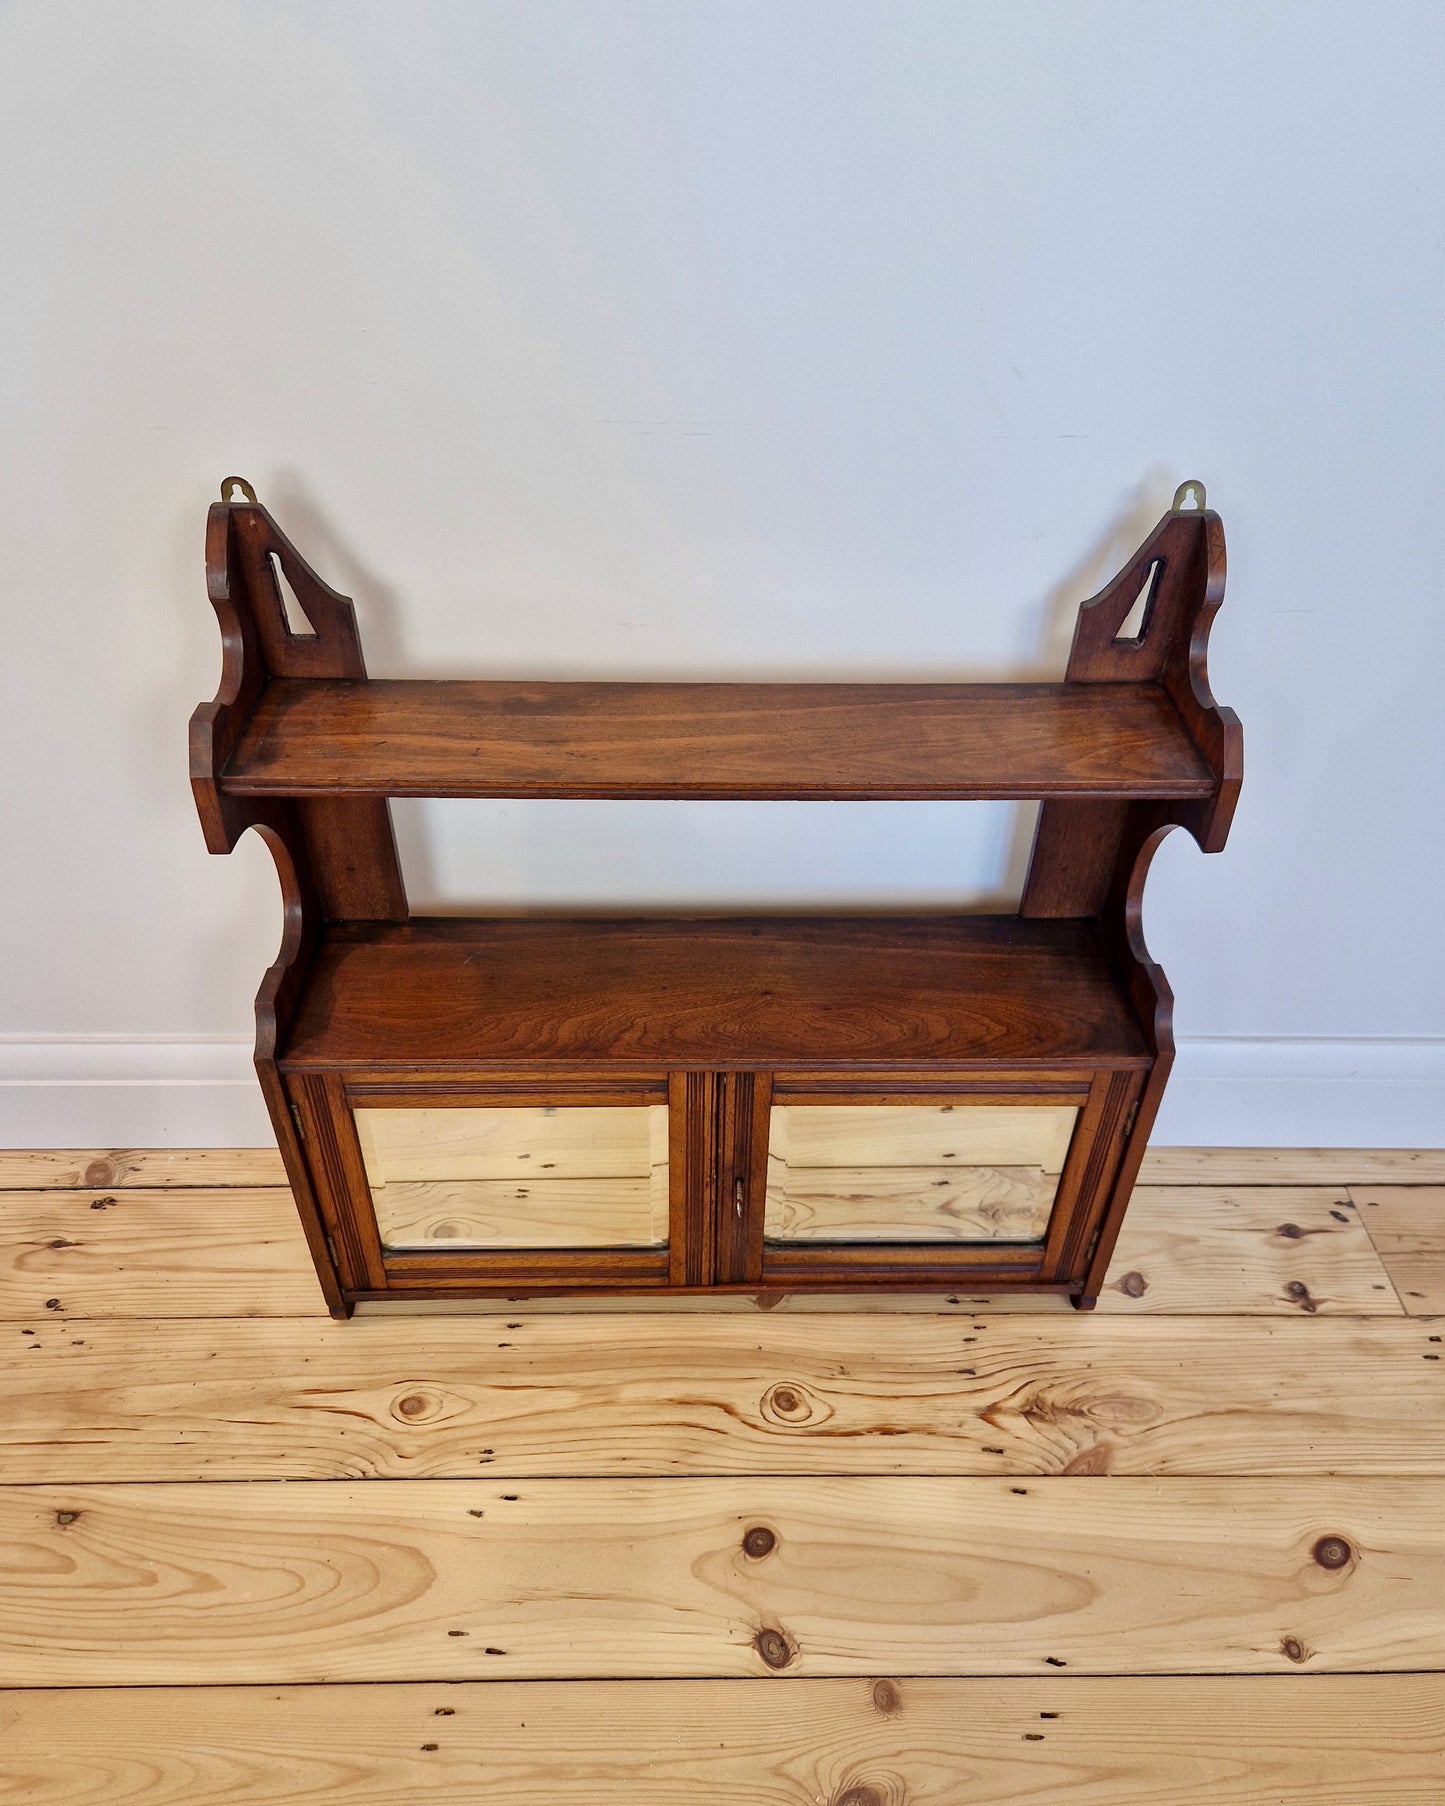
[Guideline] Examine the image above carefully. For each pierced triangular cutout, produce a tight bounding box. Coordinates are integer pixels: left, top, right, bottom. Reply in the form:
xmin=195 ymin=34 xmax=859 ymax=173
xmin=269 ymin=552 xmax=318 ymax=639
xmin=1114 ymin=557 xmax=1161 ymax=644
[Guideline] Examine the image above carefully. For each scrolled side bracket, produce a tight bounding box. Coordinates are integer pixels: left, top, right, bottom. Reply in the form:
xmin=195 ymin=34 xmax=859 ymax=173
xmin=190 ymin=481 xmax=392 ymax=1318
xmin=1019 ymin=489 xmax=1242 ymax=1307
xmin=189 ymin=482 xmax=409 ymax=1034
xmin=1021 ymin=492 xmax=1242 ymax=937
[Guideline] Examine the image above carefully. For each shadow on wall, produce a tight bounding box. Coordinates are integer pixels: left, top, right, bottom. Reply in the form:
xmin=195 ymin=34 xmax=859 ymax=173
xmin=269 ymin=470 xmax=409 ymax=673
xmin=264 ymin=466 xmax=1181 ymax=914
xmin=999 ymin=467 xmax=1176 ymax=898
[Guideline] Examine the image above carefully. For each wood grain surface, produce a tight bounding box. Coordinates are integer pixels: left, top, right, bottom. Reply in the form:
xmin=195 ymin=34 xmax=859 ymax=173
xmin=0 ymin=1189 xmax=325 ymax=1320
xmin=1095 ymin=1187 xmax=1399 ymax=1315
xmin=763 ymin=1164 xmax=1056 ymax=1242
xmin=359 ymin=1104 xmax=671 ymax=1250
xmin=371 ymin=1178 xmax=669 ymax=1250
xmin=221 ymin=678 xmax=1216 ymax=800
xmin=3 ymin=1476 xmax=1441 ymax=1683
xmin=0 ymin=1146 xmax=1438 ymax=1802
xmin=1354 ymin=1187 xmax=1445 ymax=1313
xmin=768 ymin=1103 xmax=1078 ymax=1169
xmin=3 ymin=1313 xmax=1441 ymax=1482
xmin=0 ymin=1149 xmax=290 ymax=1189
xmin=3 ymin=1144 xmax=1440 ymax=1190
xmin=358 ymin=1105 xmax=670 ymax=1182
xmin=0 ymin=1184 xmax=1405 ymax=1320
xmin=2 ymin=1675 xmax=1441 ymax=1805
xmin=1141 ymin=1148 xmax=1445 ymax=1185
xmin=281 ymin=916 xmax=1149 ymax=1070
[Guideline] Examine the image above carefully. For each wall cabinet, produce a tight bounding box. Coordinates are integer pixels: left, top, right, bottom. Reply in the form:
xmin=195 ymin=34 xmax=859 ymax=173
xmin=191 ymin=477 xmax=1240 ymax=1316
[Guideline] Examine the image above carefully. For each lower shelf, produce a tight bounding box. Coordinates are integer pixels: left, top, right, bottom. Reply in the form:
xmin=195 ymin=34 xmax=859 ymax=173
xmin=268 ymin=914 xmax=1153 ymax=1314
xmin=280 ymin=913 xmax=1150 ymax=1072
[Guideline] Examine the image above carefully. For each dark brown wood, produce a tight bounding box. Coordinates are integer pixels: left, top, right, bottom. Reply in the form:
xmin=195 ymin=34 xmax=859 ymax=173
xmin=280 ymin=916 xmax=1150 ymax=1073
xmin=288 ymin=1073 xmax=389 ymax=1294
xmin=221 ymin=677 xmax=1214 ymax=801
xmin=1019 ymin=495 xmax=1242 ymax=1308
xmin=734 ymin=1071 xmax=772 ymax=1286
xmin=190 ymin=478 xmax=1241 ymax=1311
xmin=1021 ymin=503 xmax=1240 ymax=919
xmin=188 ymin=494 xmax=393 ymax=1319
xmin=191 ymin=491 xmax=407 ymax=925
xmin=713 ymin=1072 xmax=761 ymax=1285
xmin=680 ymin=1072 xmax=719 ymax=1288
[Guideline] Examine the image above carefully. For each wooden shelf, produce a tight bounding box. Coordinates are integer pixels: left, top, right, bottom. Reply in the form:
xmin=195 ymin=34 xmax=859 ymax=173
xmin=280 ymin=915 xmax=1151 ymax=1072
xmin=221 ymin=678 xmax=1214 ymax=801
xmin=191 ymin=478 xmax=1240 ymax=1313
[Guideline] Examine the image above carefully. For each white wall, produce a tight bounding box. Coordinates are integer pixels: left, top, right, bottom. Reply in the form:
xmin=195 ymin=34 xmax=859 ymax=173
xmin=1 ymin=0 xmax=1442 ymax=1146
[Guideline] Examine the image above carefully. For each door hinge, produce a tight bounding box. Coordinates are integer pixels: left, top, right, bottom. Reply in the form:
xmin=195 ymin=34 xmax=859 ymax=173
xmin=1122 ymin=1098 xmax=1140 ymax=1140
xmin=734 ymin=1176 xmax=745 ymax=1218
xmin=289 ymin=1103 xmax=306 ymax=1142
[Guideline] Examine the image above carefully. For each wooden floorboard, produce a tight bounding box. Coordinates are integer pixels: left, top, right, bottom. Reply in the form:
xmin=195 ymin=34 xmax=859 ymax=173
xmin=0 ymin=1189 xmax=325 ymax=1320
xmin=4 ymin=1476 xmax=1443 ymax=1684
xmin=1094 ymin=1186 xmax=1400 ymax=1314
xmin=1353 ymin=1186 xmax=1445 ymax=1315
xmin=4 ymin=1313 xmax=1442 ymax=1482
xmin=1139 ymin=1147 xmax=1445 ymax=1185
xmin=0 ymin=1149 xmax=288 ymax=1189
xmin=1 ymin=1675 xmax=1441 ymax=1805
xmin=0 ymin=1146 xmax=1439 ymax=1801
xmin=0 ymin=1182 xmax=1402 ymax=1321
xmin=4 ymin=1144 xmax=1441 ymax=1191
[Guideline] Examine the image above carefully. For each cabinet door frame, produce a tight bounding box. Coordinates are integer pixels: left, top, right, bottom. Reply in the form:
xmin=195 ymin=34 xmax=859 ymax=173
xmin=285 ymin=1067 xmax=683 ymax=1297
xmin=745 ymin=1068 xmax=1139 ymax=1292
xmin=280 ymin=1062 xmax=1147 ymax=1304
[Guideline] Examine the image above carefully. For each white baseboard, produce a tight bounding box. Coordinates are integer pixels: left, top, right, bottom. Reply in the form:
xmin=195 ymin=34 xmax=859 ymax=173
xmin=0 ymin=1036 xmax=1442 ymax=1150
xmin=1152 ymin=1037 xmax=1445 ymax=1148
xmin=0 ymin=1040 xmax=271 ymax=1147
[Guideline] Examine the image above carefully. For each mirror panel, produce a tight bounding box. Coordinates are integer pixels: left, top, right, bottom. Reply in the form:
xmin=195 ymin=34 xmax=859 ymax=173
xmin=356 ymin=1104 xmax=669 ymax=1251
xmin=764 ymin=1102 xmax=1076 ymax=1244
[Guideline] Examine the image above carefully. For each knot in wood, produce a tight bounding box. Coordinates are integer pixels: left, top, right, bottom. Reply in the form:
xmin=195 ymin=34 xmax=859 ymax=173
xmin=761 ymin=1381 xmax=827 ymax=1426
xmin=871 ymin=1678 xmax=902 ymax=1716
xmin=834 ymin=1788 xmax=883 ymax=1806
xmin=1117 ymin=1270 xmax=1147 ymax=1298
xmin=83 ymin=1161 xmax=114 ymax=1187
xmin=1280 ymin=1636 xmax=1307 ymax=1663
xmin=754 ymin=1627 xmax=795 ymax=1669
xmin=742 ymin=1525 xmax=777 ymax=1559
xmin=1313 ymin=1535 xmax=1353 ymax=1570
xmin=396 ymin=1392 xmax=431 ymax=1419
xmin=1060 ymin=1443 xmax=1114 ymax=1476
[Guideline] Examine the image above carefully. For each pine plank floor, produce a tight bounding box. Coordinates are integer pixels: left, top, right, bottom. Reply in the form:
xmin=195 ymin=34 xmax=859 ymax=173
xmin=1351 ymin=1186 xmax=1445 ymax=1314
xmin=0 ymin=1146 xmax=1441 ymax=1802
xmin=3 ymin=1677 xmax=1442 ymax=1806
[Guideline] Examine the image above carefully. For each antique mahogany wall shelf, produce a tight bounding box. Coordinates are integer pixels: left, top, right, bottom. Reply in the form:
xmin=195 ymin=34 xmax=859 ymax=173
xmin=192 ymin=476 xmax=1241 ymax=1318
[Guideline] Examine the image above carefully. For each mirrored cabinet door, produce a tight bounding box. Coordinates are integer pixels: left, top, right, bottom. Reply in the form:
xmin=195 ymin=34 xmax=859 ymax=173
xmin=763 ymin=1101 xmax=1078 ymax=1248
xmin=355 ymin=1103 xmax=670 ymax=1254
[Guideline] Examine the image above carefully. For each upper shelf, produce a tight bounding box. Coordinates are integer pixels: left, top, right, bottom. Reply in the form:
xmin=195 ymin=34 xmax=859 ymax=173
xmin=220 ymin=677 xmax=1214 ymax=802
